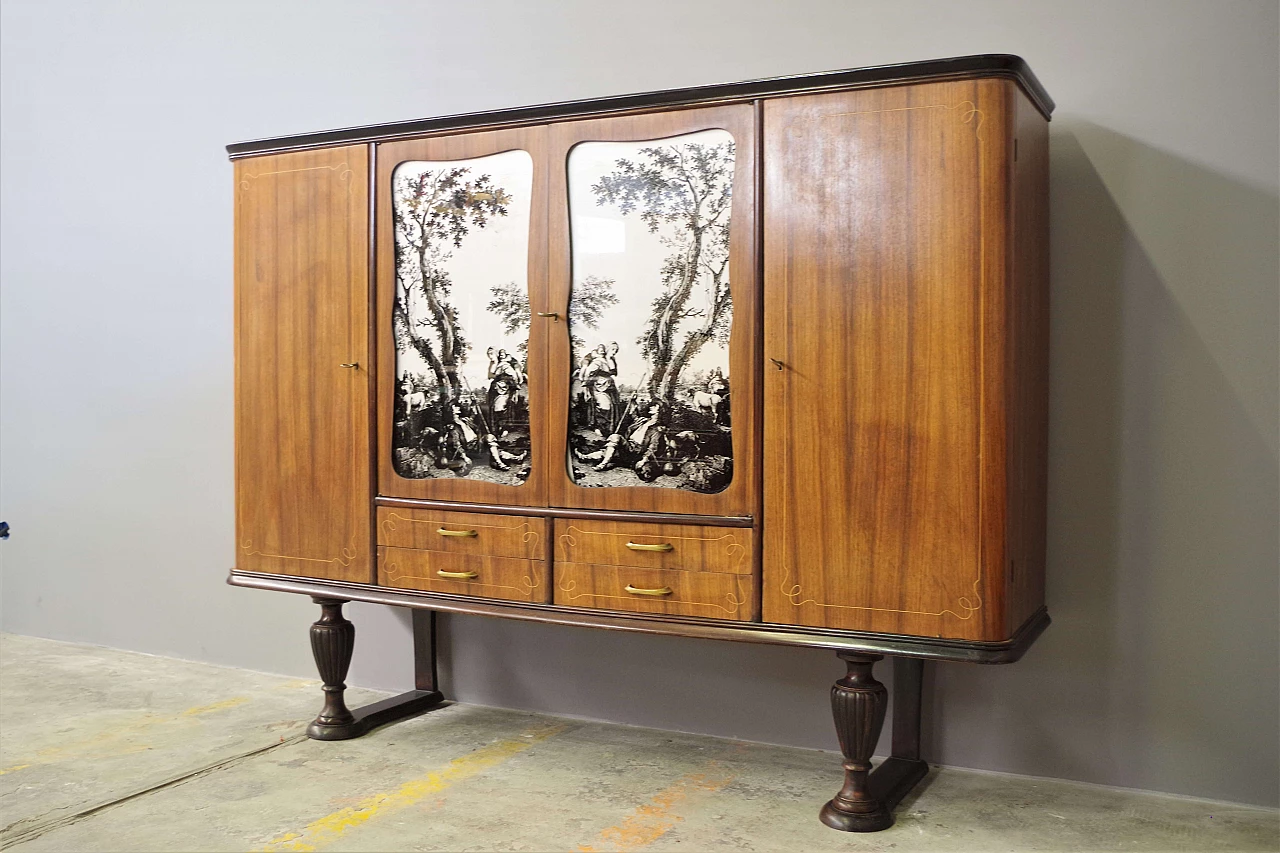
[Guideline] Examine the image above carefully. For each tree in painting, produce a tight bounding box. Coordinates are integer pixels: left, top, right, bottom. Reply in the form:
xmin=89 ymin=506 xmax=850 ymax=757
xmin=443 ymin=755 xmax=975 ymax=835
xmin=393 ymin=164 xmax=532 ymax=483
xmin=566 ymin=137 xmax=735 ymax=494
xmin=591 ymin=141 xmax=734 ymax=401
xmin=393 ymin=167 xmax=509 ymax=398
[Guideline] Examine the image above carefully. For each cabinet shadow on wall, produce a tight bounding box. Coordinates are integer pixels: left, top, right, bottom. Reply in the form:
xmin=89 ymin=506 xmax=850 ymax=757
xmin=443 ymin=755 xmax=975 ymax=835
xmin=354 ymin=124 xmax=1279 ymax=807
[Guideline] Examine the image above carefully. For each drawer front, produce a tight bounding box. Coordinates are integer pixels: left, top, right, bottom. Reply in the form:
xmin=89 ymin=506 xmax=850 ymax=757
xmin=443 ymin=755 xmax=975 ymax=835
xmin=554 ymin=562 xmax=754 ymax=620
xmin=377 ymin=508 xmax=546 ymax=561
xmin=554 ymin=520 xmax=752 ymax=574
xmin=378 ymin=547 xmax=549 ymax=603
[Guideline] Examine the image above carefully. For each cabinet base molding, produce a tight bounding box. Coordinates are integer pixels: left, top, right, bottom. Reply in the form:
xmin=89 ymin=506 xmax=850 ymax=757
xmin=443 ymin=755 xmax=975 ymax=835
xmin=235 ymin=572 xmax=1049 ymax=663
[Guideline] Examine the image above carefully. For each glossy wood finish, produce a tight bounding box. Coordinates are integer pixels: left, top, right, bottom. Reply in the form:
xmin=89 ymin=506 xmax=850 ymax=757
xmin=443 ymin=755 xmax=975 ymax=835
xmin=234 ymin=146 xmax=371 ymax=583
xmin=555 ymin=519 xmax=752 ymax=574
xmin=378 ymin=546 xmax=549 ymax=603
xmin=377 ymin=507 xmax=546 ymax=561
xmin=230 ymin=570 xmax=1049 ymax=662
xmin=554 ymin=563 xmax=755 ymax=620
xmin=376 ymin=127 xmax=550 ymax=506
xmin=762 ymin=80 xmax=1021 ymax=641
xmin=547 ymin=105 xmax=759 ymax=518
xmin=227 ymin=55 xmax=1052 ymax=157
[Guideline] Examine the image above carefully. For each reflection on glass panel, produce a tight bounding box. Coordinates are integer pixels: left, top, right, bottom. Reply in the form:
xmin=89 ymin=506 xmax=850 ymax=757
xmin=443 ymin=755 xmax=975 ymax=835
xmin=566 ymin=130 xmax=735 ymax=494
xmin=392 ymin=150 xmax=533 ymax=484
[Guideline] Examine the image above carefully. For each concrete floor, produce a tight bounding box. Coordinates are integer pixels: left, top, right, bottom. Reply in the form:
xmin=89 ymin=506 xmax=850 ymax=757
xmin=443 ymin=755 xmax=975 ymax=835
xmin=1 ymin=634 xmax=1276 ymax=852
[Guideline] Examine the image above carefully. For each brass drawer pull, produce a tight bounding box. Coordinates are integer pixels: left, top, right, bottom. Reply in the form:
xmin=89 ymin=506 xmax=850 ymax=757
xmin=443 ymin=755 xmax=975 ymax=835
xmin=625 ymin=541 xmax=674 ymax=552
xmin=437 ymin=528 xmax=479 ymax=538
xmin=437 ymin=569 xmax=479 ymax=579
xmin=625 ymin=584 xmax=673 ymax=596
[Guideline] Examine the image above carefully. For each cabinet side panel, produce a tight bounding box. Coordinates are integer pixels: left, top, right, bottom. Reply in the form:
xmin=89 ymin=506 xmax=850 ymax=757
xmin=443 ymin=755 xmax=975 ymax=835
xmin=762 ymin=80 xmax=1009 ymax=641
xmin=1006 ymin=88 xmax=1050 ymax=634
xmin=235 ymin=146 xmax=372 ymax=581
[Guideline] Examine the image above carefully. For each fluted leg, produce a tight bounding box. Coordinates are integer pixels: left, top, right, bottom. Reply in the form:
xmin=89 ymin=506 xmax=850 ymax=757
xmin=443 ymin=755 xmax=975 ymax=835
xmin=307 ymin=597 xmax=359 ymax=739
xmin=820 ymin=652 xmax=893 ymax=831
xmin=304 ymin=600 xmax=445 ymax=741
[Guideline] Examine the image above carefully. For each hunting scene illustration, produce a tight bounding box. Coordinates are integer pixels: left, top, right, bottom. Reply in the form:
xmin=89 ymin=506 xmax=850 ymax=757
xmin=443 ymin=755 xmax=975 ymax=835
xmin=564 ymin=130 xmax=737 ymax=493
xmin=391 ymin=152 xmax=535 ymax=485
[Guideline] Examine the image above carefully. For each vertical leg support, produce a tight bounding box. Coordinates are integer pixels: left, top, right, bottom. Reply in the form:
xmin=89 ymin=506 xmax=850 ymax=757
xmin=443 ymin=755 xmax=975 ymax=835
xmin=305 ymin=599 xmax=445 ymax=741
xmin=820 ymin=653 xmax=930 ymax=832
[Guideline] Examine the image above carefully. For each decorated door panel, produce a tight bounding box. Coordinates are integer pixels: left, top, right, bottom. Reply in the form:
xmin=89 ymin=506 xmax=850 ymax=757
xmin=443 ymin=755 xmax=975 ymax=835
xmin=546 ymin=105 xmax=759 ymax=518
xmin=377 ymin=127 xmax=550 ymax=505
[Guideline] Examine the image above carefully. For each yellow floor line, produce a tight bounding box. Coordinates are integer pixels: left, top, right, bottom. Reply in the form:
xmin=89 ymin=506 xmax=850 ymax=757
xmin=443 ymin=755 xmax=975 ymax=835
xmin=255 ymin=722 xmax=568 ymax=852
xmin=577 ymin=761 xmax=736 ymax=852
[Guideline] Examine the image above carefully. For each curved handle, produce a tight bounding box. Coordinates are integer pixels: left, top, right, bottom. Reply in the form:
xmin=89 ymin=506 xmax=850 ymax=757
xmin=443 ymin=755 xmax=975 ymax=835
xmin=536 ymin=312 xmax=560 ymax=321
xmin=769 ymin=358 xmax=784 ymax=371
xmin=625 ymin=541 xmax=674 ymax=552
xmin=624 ymin=584 xmax=673 ymax=596
xmin=437 ymin=528 xmax=479 ymax=538
xmin=437 ymin=569 xmax=479 ymax=579
xmin=340 ymin=362 xmax=360 ymax=369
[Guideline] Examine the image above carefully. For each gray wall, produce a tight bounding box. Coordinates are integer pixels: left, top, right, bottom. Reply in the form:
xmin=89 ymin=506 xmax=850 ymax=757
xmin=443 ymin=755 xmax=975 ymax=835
xmin=2 ymin=0 xmax=1276 ymax=808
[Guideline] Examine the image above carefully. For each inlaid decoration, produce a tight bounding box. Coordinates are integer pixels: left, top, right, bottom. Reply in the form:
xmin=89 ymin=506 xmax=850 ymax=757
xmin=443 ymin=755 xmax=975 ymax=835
xmin=565 ymin=129 xmax=736 ymax=493
xmin=392 ymin=150 xmax=535 ymax=485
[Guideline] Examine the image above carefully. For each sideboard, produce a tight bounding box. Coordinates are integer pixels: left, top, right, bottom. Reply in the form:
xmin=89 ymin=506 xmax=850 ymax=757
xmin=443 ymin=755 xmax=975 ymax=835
xmin=228 ymin=53 xmax=1052 ymax=832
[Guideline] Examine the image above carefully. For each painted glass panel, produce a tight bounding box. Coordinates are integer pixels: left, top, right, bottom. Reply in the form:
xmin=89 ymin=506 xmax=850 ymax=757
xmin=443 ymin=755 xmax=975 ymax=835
xmin=566 ymin=130 xmax=735 ymax=493
xmin=392 ymin=150 xmax=534 ymax=484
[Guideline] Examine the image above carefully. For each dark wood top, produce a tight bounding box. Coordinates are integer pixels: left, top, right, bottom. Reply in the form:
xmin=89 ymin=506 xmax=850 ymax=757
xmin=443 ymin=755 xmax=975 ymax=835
xmin=227 ymin=570 xmax=1050 ymax=664
xmin=226 ymin=54 xmax=1053 ymax=158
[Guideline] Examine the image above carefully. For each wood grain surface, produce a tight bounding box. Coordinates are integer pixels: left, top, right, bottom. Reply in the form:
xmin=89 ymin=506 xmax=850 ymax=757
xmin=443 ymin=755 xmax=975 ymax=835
xmin=379 ymin=546 xmax=549 ymax=603
xmin=546 ymin=104 xmax=759 ymax=518
xmin=554 ymin=562 xmax=755 ymax=620
xmin=376 ymin=127 xmax=550 ymax=506
xmin=554 ymin=518 xmax=752 ymax=574
xmin=376 ymin=506 xmax=546 ymax=561
xmin=761 ymin=80 xmax=1017 ymax=641
xmin=234 ymin=146 xmax=371 ymax=582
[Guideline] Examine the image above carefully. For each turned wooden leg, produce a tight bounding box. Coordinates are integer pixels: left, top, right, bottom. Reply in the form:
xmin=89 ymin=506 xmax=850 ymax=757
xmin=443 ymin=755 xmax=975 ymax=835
xmin=306 ymin=600 xmax=446 ymax=741
xmin=820 ymin=652 xmax=893 ymax=832
xmin=307 ymin=597 xmax=360 ymax=740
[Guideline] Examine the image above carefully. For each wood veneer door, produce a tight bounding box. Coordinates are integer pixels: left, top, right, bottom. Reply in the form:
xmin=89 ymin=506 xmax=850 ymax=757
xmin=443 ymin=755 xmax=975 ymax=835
xmin=376 ymin=127 xmax=549 ymax=506
xmin=761 ymin=80 xmax=1013 ymax=641
xmin=546 ymin=105 xmax=759 ymax=518
xmin=234 ymin=146 xmax=372 ymax=582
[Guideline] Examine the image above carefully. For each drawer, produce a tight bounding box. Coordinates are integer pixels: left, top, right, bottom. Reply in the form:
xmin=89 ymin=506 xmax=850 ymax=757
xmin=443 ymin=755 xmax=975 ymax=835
xmin=554 ymin=562 xmax=754 ymax=620
xmin=378 ymin=546 xmax=549 ymax=603
xmin=377 ymin=507 xmax=546 ymax=561
xmin=554 ymin=520 xmax=752 ymax=574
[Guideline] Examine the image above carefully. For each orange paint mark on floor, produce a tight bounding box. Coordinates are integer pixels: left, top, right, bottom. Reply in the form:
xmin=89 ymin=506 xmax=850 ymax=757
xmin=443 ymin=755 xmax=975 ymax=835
xmin=578 ymin=762 xmax=735 ymax=852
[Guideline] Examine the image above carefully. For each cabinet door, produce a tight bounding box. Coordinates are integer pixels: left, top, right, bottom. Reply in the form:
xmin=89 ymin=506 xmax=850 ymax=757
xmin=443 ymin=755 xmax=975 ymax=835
xmin=761 ymin=80 xmax=1012 ymax=641
xmin=547 ymin=105 xmax=758 ymax=518
xmin=377 ymin=128 xmax=549 ymax=506
xmin=235 ymin=146 xmax=372 ymax=582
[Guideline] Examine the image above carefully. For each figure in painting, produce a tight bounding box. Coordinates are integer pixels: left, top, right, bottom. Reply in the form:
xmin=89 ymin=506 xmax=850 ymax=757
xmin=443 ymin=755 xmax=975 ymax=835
xmin=564 ymin=132 xmax=736 ymax=494
xmin=390 ymin=153 xmax=535 ymax=485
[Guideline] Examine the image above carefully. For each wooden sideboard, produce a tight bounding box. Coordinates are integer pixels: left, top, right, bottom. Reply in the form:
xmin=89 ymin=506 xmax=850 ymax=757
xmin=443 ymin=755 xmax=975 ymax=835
xmin=229 ymin=54 xmax=1052 ymax=832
